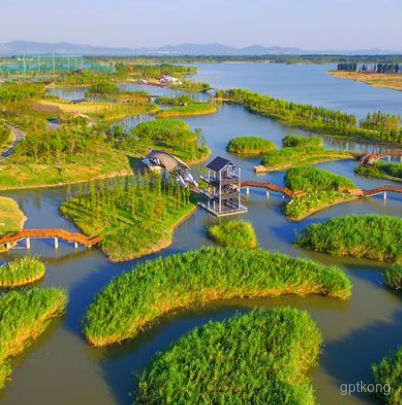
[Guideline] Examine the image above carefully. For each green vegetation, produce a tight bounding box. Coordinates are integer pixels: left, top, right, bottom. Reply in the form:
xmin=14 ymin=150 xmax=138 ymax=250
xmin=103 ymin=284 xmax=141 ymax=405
xmin=297 ymin=215 xmax=402 ymax=262
xmin=0 ymin=123 xmax=10 ymax=149
xmin=155 ymin=95 xmax=199 ymax=106
xmin=356 ymin=161 xmax=402 ymax=182
xmin=208 ymin=220 xmax=258 ymax=249
xmin=157 ymin=103 xmax=217 ymax=118
xmin=115 ymin=63 xmax=197 ymax=80
xmin=170 ymin=80 xmax=210 ymax=92
xmin=0 ymin=197 xmax=26 ymax=237
xmin=131 ymin=119 xmax=209 ymax=162
xmin=285 ymin=166 xmax=355 ymax=192
xmin=83 ymin=246 xmax=351 ymax=346
xmin=0 ymin=288 xmax=67 ymax=389
xmin=137 ymin=308 xmax=322 ymax=405
xmin=227 ymin=136 xmax=276 ymax=155
xmin=282 ymin=134 xmax=323 ymax=148
xmin=384 ymin=264 xmax=402 ymax=290
xmin=0 ymin=257 xmax=45 ymax=287
xmin=258 ymin=146 xmax=354 ymax=172
xmin=87 ymin=81 xmax=119 ymax=94
xmin=372 ymin=348 xmax=402 ymax=405
xmin=283 ymin=191 xmax=355 ymax=222
xmin=61 ymin=174 xmax=195 ymax=262
xmin=219 ymin=89 xmax=402 ymax=144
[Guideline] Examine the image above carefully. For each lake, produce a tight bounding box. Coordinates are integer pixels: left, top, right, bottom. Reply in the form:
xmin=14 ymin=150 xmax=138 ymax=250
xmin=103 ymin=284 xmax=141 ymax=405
xmin=2 ymin=63 xmax=402 ymax=405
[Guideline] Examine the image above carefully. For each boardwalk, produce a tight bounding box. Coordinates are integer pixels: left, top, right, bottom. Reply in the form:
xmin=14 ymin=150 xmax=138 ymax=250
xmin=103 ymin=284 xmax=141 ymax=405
xmin=361 ymin=150 xmax=402 ymax=166
xmin=0 ymin=229 xmax=103 ymax=250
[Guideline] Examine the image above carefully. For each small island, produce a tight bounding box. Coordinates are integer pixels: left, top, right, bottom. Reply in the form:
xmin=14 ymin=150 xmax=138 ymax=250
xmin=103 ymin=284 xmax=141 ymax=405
xmin=0 ymin=257 xmax=45 ymax=287
xmin=208 ymin=220 xmax=258 ymax=249
xmin=0 ymin=288 xmax=67 ymax=390
xmin=0 ymin=197 xmax=26 ymax=241
xmin=226 ymin=136 xmax=276 ymax=155
xmin=297 ymin=214 xmax=402 ymax=262
xmin=136 ymin=308 xmax=323 ymax=405
xmin=83 ymin=246 xmax=351 ymax=347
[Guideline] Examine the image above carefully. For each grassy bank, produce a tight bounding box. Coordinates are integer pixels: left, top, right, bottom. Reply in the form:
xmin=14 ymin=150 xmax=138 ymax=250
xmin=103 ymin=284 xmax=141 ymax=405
xmin=227 ymin=136 xmax=276 ymax=155
xmin=258 ymin=146 xmax=354 ymax=172
xmin=356 ymin=161 xmax=402 ymax=182
xmin=60 ymin=175 xmax=196 ymax=262
xmin=297 ymin=215 xmax=402 ymax=262
xmin=329 ymin=70 xmax=402 ymax=92
xmin=157 ymin=103 xmax=217 ymax=118
xmin=137 ymin=308 xmax=322 ymax=405
xmin=83 ymin=246 xmax=351 ymax=347
xmin=0 ymin=148 xmax=131 ymax=190
xmin=372 ymin=348 xmax=402 ymax=404
xmin=208 ymin=220 xmax=258 ymax=248
xmin=0 ymin=197 xmax=26 ymax=237
xmin=282 ymin=134 xmax=323 ymax=148
xmin=0 ymin=288 xmax=67 ymax=389
xmin=0 ymin=257 xmax=45 ymax=287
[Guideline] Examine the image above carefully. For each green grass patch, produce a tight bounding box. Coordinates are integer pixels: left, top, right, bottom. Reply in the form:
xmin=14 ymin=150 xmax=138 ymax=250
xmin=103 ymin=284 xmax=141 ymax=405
xmin=356 ymin=161 xmax=402 ymax=182
xmin=83 ymin=246 xmax=351 ymax=347
xmin=384 ymin=264 xmax=402 ymax=290
xmin=0 ymin=197 xmax=26 ymax=237
xmin=372 ymin=348 xmax=402 ymax=404
xmin=157 ymin=103 xmax=217 ymax=118
xmin=0 ymin=288 xmax=67 ymax=389
xmin=227 ymin=136 xmax=276 ymax=155
xmin=136 ymin=307 xmax=323 ymax=405
xmin=297 ymin=215 xmax=402 ymax=262
xmin=259 ymin=147 xmax=354 ymax=172
xmin=283 ymin=191 xmax=355 ymax=221
xmin=60 ymin=175 xmax=195 ymax=262
xmin=208 ymin=220 xmax=258 ymax=249
xmin=0 ymin=257 xmax=45 ymax=287
xmin=285 ymin=167 xmax=355 ymax=192
xmin=282 ymin=134 xmax=323 ymax=148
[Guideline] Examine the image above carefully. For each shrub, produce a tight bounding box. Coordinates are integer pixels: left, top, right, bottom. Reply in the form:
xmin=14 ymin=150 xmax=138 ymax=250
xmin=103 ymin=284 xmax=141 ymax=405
xmin=0 ymin=288 xmax=67 ymax=389
xmin=227 ymin=136 xmax=276 ymax=155
xmin=285 ymin=167 xmax=355 ymax=192
xmin=0 ymin=257 xmax=45 ymax=287
xmin=282 ymin=134 xmax=323 ymax=148
xmin=297 ymin=215 xmax=402 ymax=262
xmin=208 ymin=220 xmax=258 ymax=248
xmin=137 ymin=308 xmax=323 ymax=405
xmin=83 ymin=247 xmax=352 ymax=347
xmin=157 ymin=103 xmax=217 ymax=118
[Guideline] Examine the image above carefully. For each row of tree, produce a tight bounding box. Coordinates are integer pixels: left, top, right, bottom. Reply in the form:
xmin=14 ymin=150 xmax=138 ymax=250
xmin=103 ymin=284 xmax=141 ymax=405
xmin=337 ymin=63 xmax=402 ymax=74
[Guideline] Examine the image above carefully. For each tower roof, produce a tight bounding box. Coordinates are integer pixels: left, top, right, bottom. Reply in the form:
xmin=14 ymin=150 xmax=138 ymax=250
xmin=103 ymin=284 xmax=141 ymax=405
xmin=206 ymin=156 xmax=231 ymax=172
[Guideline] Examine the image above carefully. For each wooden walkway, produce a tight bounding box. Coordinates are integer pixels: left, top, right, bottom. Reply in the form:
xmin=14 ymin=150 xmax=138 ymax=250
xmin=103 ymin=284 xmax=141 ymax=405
xmin=361 ymin=150 xmax=402 ymax=166
xmin=0 ymin=229 xmax=103 ymax=250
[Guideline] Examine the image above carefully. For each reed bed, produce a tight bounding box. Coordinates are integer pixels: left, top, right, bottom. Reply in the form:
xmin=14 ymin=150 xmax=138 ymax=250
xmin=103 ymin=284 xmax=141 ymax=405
xmin=0 ymin=257 xmax=45 ymax=287
xmin=260 ymin=146 xmax=353 ymax=172
xmin=297 ymin=215 xmax=402 ymax=262
xmin=384 ymin=264 xmax=402 ymax=290
xmin=0 ymin=288 xmax=67 ymax=389
xmin=157 ymin=103 xmax=217 ymax=118
xmin=372 ymin=347 xmax=402 ymax=405
xmin=208 ymin=220 xmax=258 ymax=249
xmin=282 ymin=134 xmax=323 ymax=148
xmin=136 ymin=308 xmax=322 ymax=405
xmin=227 ymin=136 xmax=276 ymax=155
xmin=285 ymin=166 xmax=355 ymax=192
xmin=83 ymin=247 xmax=352 ymax=347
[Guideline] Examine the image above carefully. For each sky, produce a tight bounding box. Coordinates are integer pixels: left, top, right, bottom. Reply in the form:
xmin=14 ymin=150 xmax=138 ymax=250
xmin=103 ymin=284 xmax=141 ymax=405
xmin=0 ymin=0 xmax=401 ymax=51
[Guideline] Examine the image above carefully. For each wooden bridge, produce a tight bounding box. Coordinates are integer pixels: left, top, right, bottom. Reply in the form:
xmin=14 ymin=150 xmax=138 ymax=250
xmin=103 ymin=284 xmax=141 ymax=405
xmin=240 ymin=180 xmax=402 ymax=201
xmin=0 ymin=229 xmax=103 ymax=251
xmin=361 ymin=150 xmax=402 ymax=166
xmin=240 ymin=180 xmax=304 ymax=198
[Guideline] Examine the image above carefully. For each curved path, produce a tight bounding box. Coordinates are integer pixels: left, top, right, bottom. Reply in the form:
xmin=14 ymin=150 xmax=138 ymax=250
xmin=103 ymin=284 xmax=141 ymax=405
xmin=361 ymin=149 xmax=402 ymax=166
xmin=0 ymin=124 xmax=25 ymax=160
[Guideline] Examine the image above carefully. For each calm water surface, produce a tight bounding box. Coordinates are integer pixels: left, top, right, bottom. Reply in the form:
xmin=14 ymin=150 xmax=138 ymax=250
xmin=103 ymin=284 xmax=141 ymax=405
xmin=2 ymin=65 xmax=402 ymax=405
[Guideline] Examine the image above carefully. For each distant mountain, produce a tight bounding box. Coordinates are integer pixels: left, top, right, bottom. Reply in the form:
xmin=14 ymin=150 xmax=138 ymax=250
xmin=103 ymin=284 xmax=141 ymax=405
xmin=0 ymin=41 xmax=133 ymax=55
xmin=0 ymin=40 xmax=401 ymax=56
